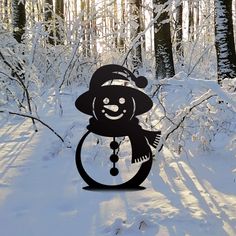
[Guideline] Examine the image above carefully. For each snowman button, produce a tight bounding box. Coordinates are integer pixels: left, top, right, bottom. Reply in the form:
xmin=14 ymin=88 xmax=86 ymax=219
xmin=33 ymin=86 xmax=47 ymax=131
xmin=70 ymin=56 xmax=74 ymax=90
xmin=110 ymin=154 xmax=119 ymax=163
xmin=110 ymin=141 xmax=119 ymax=150
xmin=110 ymin=167 xmax=119 ymax=176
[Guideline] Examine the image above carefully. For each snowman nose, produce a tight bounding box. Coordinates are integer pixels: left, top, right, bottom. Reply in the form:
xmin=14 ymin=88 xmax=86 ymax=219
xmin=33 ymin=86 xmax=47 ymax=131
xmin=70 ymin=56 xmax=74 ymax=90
xmin=104 ymin=104 xmax=119 ymax=112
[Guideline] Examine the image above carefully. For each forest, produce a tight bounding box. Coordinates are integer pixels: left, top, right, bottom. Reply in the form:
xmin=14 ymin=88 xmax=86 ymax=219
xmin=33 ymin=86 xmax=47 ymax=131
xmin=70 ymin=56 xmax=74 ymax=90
xmin=0 ymin=0 xmax=236 ymax=236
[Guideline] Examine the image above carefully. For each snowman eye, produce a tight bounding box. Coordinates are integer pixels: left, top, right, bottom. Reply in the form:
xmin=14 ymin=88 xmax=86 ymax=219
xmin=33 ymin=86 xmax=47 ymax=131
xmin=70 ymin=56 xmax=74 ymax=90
xmin=103 ymin=97 xmax=110 ymax=104
xmin=119 ymin=97 xmax=125 ymax=104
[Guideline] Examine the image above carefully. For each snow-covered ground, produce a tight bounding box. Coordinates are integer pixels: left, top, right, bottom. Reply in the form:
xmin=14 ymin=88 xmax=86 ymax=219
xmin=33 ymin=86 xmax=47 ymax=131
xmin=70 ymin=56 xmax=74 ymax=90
xmin=0 ymin=93 xmax=236 ymax=236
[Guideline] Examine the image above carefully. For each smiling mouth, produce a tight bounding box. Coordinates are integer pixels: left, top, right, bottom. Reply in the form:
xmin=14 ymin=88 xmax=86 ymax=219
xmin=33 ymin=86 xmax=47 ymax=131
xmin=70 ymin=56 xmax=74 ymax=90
xmin=104 ymin=113 xmax=124 ymax=120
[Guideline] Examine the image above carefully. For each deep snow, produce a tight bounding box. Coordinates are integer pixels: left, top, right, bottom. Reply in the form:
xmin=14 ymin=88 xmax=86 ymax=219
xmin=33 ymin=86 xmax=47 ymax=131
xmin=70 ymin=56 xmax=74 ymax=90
xmin=0 ymin=93 xmax=236 ymax=236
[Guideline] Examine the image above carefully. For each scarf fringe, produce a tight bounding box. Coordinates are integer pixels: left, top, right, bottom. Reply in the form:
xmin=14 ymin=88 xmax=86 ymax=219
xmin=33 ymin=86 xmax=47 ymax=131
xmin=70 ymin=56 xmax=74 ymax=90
xmin=132 ymin=153 xmax=151 ymax=163
xmin=143 ymin=130 xmax=161 ymax=148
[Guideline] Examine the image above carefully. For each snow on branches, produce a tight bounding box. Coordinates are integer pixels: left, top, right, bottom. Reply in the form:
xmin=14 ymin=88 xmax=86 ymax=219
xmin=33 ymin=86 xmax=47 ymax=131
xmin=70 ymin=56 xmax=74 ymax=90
xmin=150 ymin=72 xmax=236 ymax=154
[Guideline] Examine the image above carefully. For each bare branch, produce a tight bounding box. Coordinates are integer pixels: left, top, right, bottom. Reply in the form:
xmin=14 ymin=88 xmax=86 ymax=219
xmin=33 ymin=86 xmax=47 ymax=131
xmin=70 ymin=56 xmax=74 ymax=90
xmin=0 ymin=110 xmax=70 ymax=147
xmin=0 ymin=50 xmax=37 ymax=131
xmin=158 ymin=91 xmax=216 ymax=151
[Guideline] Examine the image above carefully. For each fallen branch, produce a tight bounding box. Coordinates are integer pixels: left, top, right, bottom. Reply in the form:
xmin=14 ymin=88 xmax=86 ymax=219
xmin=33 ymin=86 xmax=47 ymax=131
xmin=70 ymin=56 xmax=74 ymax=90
xmin=0 ymin=110 xmax=70 ymax=147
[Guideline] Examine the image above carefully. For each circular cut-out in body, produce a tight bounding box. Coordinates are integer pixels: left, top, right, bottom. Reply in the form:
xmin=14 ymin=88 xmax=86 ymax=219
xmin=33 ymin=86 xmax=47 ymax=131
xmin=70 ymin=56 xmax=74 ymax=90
xmin=75 ymin=131 xmax=153 ymax=189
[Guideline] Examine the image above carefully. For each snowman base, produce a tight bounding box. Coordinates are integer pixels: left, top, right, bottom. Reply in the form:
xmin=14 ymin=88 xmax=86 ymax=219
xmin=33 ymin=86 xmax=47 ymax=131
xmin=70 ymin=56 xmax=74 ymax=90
xmin=75 ymin=131 xmax=153 ymax=189
xmin=82 ymin=186 xmax=146 ymax=191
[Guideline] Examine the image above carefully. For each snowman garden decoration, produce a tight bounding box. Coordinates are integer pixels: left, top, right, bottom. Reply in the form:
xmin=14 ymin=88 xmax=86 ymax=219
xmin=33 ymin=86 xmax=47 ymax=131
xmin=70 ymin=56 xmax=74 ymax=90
xmin=75 ymin=64 xmax=161 ymax=189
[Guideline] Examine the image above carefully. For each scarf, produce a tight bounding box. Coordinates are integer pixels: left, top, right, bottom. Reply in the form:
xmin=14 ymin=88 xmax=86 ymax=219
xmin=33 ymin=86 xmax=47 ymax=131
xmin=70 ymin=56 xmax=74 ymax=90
xmin=87 ymin=118 xmax=161 ymax=164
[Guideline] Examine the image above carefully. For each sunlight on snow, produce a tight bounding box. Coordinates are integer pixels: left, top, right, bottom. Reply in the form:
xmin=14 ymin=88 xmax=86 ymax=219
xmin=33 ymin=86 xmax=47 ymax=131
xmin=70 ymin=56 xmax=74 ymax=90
xmin=0 ymin=118 xmax=39 ymax=205
xmin=99 ymin=197 xmax=126 ymax=225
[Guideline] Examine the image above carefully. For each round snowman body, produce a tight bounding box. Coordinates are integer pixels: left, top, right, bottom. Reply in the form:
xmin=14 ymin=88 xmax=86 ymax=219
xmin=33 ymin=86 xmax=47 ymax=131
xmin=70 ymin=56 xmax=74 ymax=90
xmin=76 ymin=131 xmax=152 ymax=188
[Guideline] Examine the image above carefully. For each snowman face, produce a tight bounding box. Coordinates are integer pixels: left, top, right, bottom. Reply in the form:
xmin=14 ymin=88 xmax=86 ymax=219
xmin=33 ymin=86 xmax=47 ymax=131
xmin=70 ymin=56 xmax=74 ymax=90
xmin=93 ymin=94 xmax=135 ymax=122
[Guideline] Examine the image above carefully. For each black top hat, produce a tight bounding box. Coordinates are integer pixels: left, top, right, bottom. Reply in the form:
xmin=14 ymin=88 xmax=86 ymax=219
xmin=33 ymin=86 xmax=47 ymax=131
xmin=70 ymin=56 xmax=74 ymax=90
xmin=75 ymin=64 xmax=152 ymax=116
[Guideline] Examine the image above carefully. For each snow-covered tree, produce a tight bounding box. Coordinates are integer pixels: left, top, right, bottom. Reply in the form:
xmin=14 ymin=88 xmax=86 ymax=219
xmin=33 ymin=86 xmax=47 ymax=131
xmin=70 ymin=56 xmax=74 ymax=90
xmin=12 ymin=0 xmax=26 ymax=43
xmin=130 ymin=0 xmax=142 ymax=71
xmin=214 ymin=0 xmax=236 ymax=83
xmin=175 ymin=0 xmax=183 ymax=59
xmin=55 ymin=0 xmax=64 ymax=44
xmin=44 ymin=0 xmax=54 ymax=45
xmin=153 ymin=0 xmax=175 ymax=79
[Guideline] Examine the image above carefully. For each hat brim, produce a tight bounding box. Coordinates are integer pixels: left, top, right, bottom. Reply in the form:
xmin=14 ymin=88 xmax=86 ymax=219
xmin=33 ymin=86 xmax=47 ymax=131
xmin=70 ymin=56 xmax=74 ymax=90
xmin=75 ymin=86 xmax=153 ymax=116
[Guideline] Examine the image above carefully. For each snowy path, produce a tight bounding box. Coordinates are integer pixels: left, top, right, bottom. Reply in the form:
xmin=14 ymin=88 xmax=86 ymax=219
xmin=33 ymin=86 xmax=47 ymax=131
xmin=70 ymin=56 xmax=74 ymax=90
xmin=0 ymin=95 xmax=236 ymax=236
xmin=0 ymin=118 xmax=37 ymax=204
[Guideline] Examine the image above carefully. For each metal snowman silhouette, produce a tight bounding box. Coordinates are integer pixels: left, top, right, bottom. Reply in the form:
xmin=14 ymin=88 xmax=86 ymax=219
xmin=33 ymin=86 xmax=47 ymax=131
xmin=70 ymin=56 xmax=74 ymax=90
xmin=75 ymin=64 xmax=161 ymax=189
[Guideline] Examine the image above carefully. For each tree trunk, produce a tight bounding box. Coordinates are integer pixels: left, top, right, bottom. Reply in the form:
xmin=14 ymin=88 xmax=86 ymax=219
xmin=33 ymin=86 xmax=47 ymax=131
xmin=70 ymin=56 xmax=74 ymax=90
xmin=74 ymin=0 xmax=78 ymax=19
xmin=86 ymin=0 xmax=91 ymax=57
xmin=31 ymin=1 xmax=36 ymax=24
xmin=55 ymin=0 xmax=64 ymax=44
xmin=119 ymin=0 xmax=126 ymax=50
xmin=188 ymin=0 xmax=194 ymax=41
xmin=12 ymin=0 xmax=26 ymax=43
xmin=140 ymin=4 xmax=146 ymax=51
xmin=44 ymin=0 xmax=54 ymax=45
xmin=73 ymin=0 xmax=78 ymax=40
xmin=55 ymin=0 xmax=64 ymax=19
xmin=153 ymin=0 xmax=175 ymax=79
xmin=214 ymin=0 xmax=236 ymax=83
xmin=130 ymin=0 xmax=142 ymax=71
xmin=3 ymin=0 xmax=9 ymax=25
xmin=91 ymin=0 xmax=97 ymax=55
xmin=175 ymin=0 xmax=183 ymax=58
xmin=81 ymin=0 xmax=86 ymax=56
xmin=0 ymin=1 xmax=4 ymax=22
xmin=195 ymin=0 xmax=200 ymax=30
xmin=114 ymin=0 xmax=118 ymax=48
